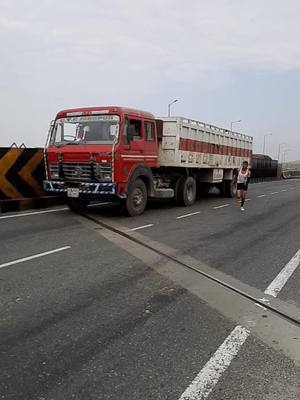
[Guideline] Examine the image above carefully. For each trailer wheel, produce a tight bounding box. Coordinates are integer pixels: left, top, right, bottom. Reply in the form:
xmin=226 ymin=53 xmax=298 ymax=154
xmin=175 ymin=176 xmax=196 ymax=206
xmin=67 ymin=198 xmax=89 ymax=211
xmin=125 ymin=179 xmax=147 ymax=216
xmin=223 ymin=176 xmax=237 ymax=198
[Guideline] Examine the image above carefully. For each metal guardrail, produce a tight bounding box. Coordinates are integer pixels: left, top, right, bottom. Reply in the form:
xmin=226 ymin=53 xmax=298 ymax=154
xmin=282 ymin=169 xmax=300 ymax=179
xmin=250 ymin=177 xmax=280 ymax=183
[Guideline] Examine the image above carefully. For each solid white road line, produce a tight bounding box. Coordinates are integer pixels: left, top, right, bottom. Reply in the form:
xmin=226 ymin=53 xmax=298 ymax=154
xmin=179 ymin=326 xmax=250 ymax=400
xmin=255 ymin=303 xmax=267 ymax=311
xmin=264 ymin=249 xmax=300 ymax=298
xmin=213 ymin=204 xmax=229 ymax=209
xmin=128 ymin=224 xmax=154 ymax=232
xmin=270 ymin=192 xmax=279 ymax=195
xmin=257 ymin=194 xmax=266 ymax=198
xmin=0 ymin=208 xmax=69 ymax=220
xmin=176 ymin=211 xmax=201 ymax=219
xmin=179 ymin=248 xmax=300 ymax=400
xmin=0 ymin=246 xmax=71 ymax=270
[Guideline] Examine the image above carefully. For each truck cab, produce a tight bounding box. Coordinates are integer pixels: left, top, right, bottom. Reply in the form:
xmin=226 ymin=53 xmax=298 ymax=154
xmin=44 ymin=106 xmax=161 ymax=214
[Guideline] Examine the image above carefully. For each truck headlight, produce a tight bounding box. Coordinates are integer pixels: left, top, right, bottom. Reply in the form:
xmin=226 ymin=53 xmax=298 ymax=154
xmin=94 ymin=163 xmax=112 ymax=182
xmin=49 ymin=163 xmax=60 ymax=179
xmin=102 ymin=173 xmax=112 ymax=182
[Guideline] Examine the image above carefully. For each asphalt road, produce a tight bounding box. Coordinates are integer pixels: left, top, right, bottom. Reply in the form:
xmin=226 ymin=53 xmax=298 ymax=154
xmin=0 ymin=179 xmax=299 ymax=399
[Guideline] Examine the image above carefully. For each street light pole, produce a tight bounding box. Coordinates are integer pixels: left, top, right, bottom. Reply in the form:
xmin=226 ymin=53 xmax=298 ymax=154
xmin=230 ymin=120 xmax=242 ymax=132
xmin=277 ymin=142 xmax=287 ymax=163
xmin=263 ymin=133 xmax=272 ymax=155
xmin=168 ymin=99 xmax=178 ymax=117
xmin=283 ymin=149 xmax=292 ymax=163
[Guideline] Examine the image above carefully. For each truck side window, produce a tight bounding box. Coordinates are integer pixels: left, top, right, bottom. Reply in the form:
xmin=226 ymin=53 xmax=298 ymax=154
xmin=125 ymin=119 xmax=142 ymax=144
xmin=145 ymin=121 xmax=155 ymax=141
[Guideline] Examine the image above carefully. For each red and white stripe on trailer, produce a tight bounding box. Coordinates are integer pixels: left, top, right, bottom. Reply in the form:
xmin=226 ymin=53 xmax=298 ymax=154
xmin=179 ymin=138 xmax=252 ymax=158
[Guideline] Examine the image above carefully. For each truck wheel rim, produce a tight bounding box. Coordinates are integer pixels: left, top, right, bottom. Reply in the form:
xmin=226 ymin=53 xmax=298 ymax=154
xmin=133 ymin=188 xmax=144 ymax=207
xmin=187 ymin=183 xmax=194 ymax=201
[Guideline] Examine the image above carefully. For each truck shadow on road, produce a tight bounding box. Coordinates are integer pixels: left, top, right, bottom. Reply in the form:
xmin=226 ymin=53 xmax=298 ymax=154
xmin=85 ymin=190 xmax=221 ymax=219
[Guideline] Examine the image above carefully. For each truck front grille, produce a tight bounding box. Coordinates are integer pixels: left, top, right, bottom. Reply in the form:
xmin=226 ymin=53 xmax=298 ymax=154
xmin=62 ymin=162 xmax=93 ymax=181
xmin=49 ymin=162 xmax=112 ymax=182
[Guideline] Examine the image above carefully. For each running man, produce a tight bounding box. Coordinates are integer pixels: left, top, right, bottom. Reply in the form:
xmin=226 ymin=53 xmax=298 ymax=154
xmin=237 ymin=161 xmax=251 ymax=211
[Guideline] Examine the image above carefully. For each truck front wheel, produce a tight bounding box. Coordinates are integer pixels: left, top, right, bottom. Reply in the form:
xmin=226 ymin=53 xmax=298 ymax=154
xmin=125 ymin=179 xmax=147 ymax=216
xmin=175 ymin=176 xmax=196 ymax=206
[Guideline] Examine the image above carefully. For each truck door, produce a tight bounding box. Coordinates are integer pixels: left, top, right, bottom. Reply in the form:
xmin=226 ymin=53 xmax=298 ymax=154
xmin=120 ymin=117 xmax=145 ymax=180
xmin=121 ymin=117 xmax=158 ymax=182
xmin=143 ymin=120 xmax=158 ymax=167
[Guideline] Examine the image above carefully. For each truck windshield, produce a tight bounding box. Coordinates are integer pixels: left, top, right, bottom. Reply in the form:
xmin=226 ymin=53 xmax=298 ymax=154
xmin=51 ymin=115 xmax=119 ymax=145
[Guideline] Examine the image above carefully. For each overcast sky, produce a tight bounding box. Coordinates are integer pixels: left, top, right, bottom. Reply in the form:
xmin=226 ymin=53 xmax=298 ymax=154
xmin=1 ymin=0 xmax=300 ymax=161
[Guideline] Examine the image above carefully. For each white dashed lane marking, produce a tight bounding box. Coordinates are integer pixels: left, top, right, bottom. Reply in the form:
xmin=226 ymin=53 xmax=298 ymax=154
xmin=176 ymin=211 xmax=201 ymax=219
xmin=0 ymin=246 xmax=71 ymax=270
xmin=128 ymin=224 xmax=154 ymax=232
xmin=0 ymin=208 xmax=69 ymax=220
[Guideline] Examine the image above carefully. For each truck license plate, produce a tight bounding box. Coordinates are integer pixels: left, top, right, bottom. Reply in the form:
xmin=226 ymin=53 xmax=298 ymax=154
xmin=67 ymin=188 xmax=80 ymax=198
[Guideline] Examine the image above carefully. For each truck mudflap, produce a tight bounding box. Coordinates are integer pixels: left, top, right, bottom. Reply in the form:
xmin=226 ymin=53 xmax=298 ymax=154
xmin=43 ymin=180 xmax=117 ymax=195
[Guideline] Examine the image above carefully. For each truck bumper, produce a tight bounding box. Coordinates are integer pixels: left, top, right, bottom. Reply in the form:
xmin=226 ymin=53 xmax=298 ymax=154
xmin=43 ymin=180 xmax=117 ymax=196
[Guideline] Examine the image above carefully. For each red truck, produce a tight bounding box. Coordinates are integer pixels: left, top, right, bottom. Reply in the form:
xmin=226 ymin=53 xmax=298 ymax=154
xmin=43 ymin=106 xmax=253 ymax=216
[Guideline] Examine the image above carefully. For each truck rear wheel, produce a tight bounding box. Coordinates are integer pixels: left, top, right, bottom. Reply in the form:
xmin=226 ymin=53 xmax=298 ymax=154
xmin=223 ymin=176 xmax=237 ymax=198
xmin=175 ymin=176 xmax=196 ymax=206
xmin=125 ymin=179 xmax=147 ymax=216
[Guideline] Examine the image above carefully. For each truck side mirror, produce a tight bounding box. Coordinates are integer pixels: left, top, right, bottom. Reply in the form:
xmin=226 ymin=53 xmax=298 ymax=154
xmin=46 ymin=120 xmax=55 ymax=145
xmin=110 ymin=125 xmax=119 ymax=143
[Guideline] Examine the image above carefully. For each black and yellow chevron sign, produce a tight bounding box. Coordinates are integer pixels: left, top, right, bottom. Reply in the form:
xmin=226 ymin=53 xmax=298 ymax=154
xmin=0 ymin=148 xmax=46 ymax=200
